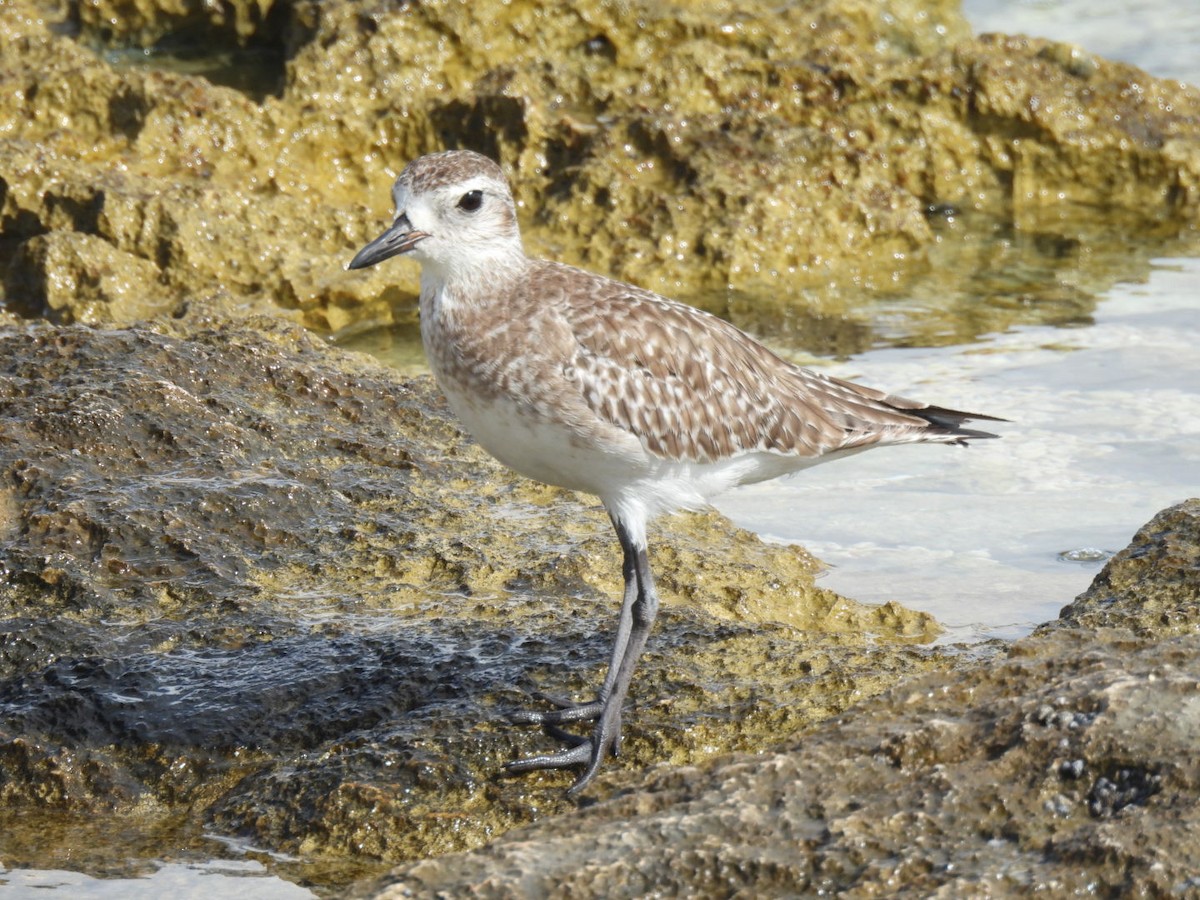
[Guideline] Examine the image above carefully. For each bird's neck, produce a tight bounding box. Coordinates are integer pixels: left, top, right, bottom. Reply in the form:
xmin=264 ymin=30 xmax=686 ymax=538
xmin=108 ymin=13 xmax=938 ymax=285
xmin=420 ymin=247 xmax=528 ymax=311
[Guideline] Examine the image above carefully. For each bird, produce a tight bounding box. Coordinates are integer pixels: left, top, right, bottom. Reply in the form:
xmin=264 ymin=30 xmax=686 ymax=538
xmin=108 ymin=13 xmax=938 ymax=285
xmin=348 ymin=148 xmax=1003 ymax=794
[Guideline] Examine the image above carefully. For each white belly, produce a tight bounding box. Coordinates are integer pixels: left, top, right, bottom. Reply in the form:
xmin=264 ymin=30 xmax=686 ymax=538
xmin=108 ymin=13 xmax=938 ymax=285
xmin=436 ymin=375 xmax=649 ymax=497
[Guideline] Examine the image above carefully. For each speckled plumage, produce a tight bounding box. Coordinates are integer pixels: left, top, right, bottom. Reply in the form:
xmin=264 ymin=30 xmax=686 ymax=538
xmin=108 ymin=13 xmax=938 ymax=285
xmin=349 ymin=148 xmax=1002 ymax=793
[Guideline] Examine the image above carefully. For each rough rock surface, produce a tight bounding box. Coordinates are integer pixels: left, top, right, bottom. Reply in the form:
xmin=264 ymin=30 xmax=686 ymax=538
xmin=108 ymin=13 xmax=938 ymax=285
xmin=0 ymin=318 xmax=942 ymax=887
xmin=0 ymin=0 xmax=1197 ymax=895
xmin=369 ymin=502 xmax=1200 ymax=898
xmin=2 ymin=0 xmax=1199 ymax=341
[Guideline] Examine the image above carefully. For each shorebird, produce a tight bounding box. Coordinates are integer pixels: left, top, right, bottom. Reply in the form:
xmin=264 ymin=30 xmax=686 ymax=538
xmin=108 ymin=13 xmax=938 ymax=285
xmin=348 ymin=149 xmax=1002 ymax=793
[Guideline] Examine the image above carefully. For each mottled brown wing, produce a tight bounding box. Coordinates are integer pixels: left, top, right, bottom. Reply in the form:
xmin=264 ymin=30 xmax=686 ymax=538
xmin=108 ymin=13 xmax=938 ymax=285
xmin=543 ymin=264 xmax=951 ymax=463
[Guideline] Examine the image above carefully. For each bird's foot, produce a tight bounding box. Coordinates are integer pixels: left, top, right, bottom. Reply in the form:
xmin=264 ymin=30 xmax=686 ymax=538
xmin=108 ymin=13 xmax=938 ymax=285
xmin=506 ymin=698 xmax=624 ymax=794
xmin=504 ymin=727 xmax=618 ymax=795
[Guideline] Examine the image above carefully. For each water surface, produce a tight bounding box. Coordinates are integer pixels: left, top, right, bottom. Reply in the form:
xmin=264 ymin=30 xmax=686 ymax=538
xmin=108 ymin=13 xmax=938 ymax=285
xmin=724 ymin=0 xmax=1200 ymax=637
xmin=717 ymin=257 xmax=1200 ymax=639
xmin=0 ymin=862 xmax=313 ymax=899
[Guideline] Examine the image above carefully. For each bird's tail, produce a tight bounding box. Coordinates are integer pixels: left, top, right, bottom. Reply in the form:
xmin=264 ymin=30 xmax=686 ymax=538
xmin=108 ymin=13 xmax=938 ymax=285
xmin=898 ymin=402 xmax=1007 ymax=444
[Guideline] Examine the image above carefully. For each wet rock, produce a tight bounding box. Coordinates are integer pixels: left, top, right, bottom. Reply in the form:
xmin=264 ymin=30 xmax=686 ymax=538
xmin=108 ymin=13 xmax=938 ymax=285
xmin=73 ymin=0 xmax=287 ymax=47
xmin=0 ymin=0 xmax=1197 ymax=892
xmin=4 ymin=230 xmax=169 ymax=324
xmin=5 ymin=313 xmax=1195 ymax=896
xmin=2 ymin=0 xmax=1200 ymax=338
xmin=0 ymin=319 xmax=941 ymax=887
xmin=1051 ymin=498 xmax=1200 ymax=636
xmin=368 ymin=501 xmax=1200 ymax=898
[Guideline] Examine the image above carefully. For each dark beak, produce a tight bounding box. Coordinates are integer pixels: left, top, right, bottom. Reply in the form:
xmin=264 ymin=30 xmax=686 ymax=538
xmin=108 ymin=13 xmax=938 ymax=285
xmin=347 ymin=214 xmax=430 ymax=269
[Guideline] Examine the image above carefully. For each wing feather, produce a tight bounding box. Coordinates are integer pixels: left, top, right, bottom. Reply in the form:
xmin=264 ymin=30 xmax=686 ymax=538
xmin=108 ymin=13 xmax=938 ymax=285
xmin=527 ymin=261 xmax=1000 ymax=463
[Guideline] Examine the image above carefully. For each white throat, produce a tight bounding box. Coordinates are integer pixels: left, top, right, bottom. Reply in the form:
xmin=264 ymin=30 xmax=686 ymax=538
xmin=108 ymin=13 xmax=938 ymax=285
xmin=417 ymin=243 xmax=526 ymax=310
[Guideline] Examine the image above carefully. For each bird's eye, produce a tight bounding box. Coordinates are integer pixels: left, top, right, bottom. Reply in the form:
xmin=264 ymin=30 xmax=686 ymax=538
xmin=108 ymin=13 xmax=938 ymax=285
xmin=457 ymin=189 xmax=483 ymax=212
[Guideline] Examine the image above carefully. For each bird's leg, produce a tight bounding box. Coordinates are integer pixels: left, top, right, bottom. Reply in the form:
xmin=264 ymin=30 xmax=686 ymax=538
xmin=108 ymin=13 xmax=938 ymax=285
xmin=506 ymin=519 xmax=660 ymax=793
xmin=567 ymin=529 xmax=657 ymax=792
xmin=508 ymin=513 xmax=637 ymax=727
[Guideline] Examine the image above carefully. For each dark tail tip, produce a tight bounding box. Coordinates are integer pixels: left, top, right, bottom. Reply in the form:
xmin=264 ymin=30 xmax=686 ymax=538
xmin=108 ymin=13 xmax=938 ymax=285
xmin=917 ymin=406 xmax=1008 ymax=442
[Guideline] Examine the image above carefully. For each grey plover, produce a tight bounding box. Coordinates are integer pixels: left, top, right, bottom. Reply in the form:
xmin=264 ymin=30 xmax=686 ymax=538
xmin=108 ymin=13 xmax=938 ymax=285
xmin=349 ymin=149 xmax=1002 ymax=793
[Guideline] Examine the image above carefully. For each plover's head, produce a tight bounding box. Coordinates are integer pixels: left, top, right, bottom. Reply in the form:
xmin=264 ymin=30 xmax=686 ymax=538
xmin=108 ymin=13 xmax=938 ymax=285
xmin=348 ymin=149 xmax=523 ymax=280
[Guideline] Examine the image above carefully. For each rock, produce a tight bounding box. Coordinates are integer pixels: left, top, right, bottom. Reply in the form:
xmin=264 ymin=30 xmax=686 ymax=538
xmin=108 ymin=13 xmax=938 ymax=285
xmin=2 ymin=0 xmax=1199 ymax=338
xmin=0 ymin=318 xmax=941 ymax=887
xmin=2 ymin=316 xmax=1195 ymax=896
xmin=4 ymin=230 xmax=169 ymax=324
xmin=1 ymin=0 xmax=1198 ymax=892
xmin=75 ymin=0 xmax=284 ymax=47
xmin=1051 ymin=498 xmax=1200 ymax=636
xmin=367 ymin=502 xmax=1200 ymax=898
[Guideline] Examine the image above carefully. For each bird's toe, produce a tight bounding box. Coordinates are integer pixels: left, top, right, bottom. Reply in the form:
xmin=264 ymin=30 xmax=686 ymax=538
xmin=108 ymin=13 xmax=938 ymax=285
xmin=508 ymin=693 xmax=606 ymax=725
xmin=503 ymin=741 xmax=594 ymax=775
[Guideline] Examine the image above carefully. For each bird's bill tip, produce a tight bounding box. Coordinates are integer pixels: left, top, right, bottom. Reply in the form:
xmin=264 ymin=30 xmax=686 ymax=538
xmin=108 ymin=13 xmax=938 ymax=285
xmin=346 ymin=216 xmax=429 ymax=270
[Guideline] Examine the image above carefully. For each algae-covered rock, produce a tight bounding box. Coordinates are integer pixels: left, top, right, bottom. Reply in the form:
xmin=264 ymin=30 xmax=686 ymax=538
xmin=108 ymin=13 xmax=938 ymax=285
xmin=4 ymin=230 xmax=169 ymax=324
xmin=4 ymin=315 xmax=1193 ymax=897
xmin=0 ymin=0 xmax=1198 ymax=892
xmin=0 ymin=318 xmax=941 ymax=886
xmin=2 ymin=0 xmax=1199 ymax=336
xmin=1050 ymin=498 xmax=1200 ymax=636
xmin=368 ymin=502 xmax=1200 ymax=898
xmin=74 ymin=0 xmax=283 ymax=47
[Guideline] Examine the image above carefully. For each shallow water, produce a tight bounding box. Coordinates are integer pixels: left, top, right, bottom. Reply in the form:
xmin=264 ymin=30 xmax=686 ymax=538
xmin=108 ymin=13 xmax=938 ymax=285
xmin=717 ymin=257 xmax=1200 ymax=640
xmin=0 ymin=862 xmax=314 ymax=899
xmin=717 ymin=0 xmax=1200 ymax=637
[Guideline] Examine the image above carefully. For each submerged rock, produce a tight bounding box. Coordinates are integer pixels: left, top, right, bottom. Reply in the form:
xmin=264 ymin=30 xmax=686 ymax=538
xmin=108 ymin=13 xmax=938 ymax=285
xmin=369 ymin=501 xmax=1200 ymax=898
